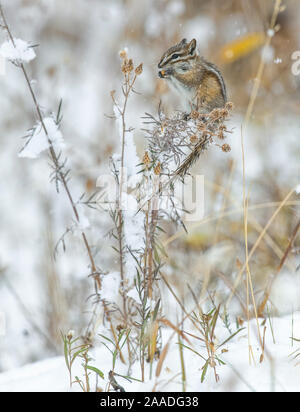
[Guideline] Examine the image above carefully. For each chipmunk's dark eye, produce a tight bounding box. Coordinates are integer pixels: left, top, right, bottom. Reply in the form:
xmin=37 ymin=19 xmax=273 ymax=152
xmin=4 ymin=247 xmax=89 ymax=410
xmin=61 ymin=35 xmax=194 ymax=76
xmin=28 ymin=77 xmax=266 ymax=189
xmin=171 ymin=53 xmax=180 ymax=60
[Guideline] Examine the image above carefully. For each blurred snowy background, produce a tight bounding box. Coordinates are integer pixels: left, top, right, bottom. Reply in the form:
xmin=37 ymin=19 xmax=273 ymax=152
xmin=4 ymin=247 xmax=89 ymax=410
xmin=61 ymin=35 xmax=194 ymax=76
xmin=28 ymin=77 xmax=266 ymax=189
xmin=0 ymin=0 xmax=299 ymax=391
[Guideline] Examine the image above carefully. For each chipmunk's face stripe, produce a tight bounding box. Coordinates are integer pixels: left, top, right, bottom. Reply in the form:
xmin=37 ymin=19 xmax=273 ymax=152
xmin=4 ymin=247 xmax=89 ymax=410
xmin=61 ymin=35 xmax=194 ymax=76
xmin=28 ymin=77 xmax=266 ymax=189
xmin=163 ymin=52 xmax=194 ymax=66
xmin=158 ymin=54 xmax=196 ymax=74
xmin=158 ymin=39 xmax=197 ymax=69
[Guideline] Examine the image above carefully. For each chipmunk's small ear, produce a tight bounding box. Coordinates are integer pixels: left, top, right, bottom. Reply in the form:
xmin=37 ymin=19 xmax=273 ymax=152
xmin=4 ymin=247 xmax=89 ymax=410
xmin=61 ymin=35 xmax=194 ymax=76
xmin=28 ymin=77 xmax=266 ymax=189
xmin=188 ymin=39 xmax=197 ymax=55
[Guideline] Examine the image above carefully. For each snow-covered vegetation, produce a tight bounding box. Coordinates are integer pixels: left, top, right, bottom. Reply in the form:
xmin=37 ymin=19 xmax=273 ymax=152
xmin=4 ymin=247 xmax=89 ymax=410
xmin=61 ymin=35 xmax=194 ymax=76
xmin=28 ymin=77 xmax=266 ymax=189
xmin=0 ymin=0 xmax=299 ymax=392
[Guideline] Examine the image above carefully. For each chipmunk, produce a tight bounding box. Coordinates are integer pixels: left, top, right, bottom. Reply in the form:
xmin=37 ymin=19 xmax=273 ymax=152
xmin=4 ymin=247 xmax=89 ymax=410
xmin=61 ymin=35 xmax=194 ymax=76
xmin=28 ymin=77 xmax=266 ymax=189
xmin=158 ymin=38 xmax=227 ymax=114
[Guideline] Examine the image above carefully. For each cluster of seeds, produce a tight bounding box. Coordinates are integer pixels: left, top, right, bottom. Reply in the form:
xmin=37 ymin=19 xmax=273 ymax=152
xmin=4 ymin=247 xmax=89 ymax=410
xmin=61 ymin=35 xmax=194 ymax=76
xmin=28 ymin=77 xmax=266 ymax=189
xmin=142 ymin=102 xmax=234 ymax=178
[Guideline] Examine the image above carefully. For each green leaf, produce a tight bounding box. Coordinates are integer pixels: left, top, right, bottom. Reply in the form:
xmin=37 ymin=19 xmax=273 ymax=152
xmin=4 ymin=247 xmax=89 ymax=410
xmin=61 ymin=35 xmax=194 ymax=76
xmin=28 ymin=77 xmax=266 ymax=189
xmin=152 ymin=299 xmax=160 ymax=321
xmin=210 ymin=305 xmax=220 ymax=340
xmin=62 ymin=336 xmax=70 ymax=371
xmin=71 ymin=347 xmax=89 ymax=366
xmin=201 ymin=360 xmax=209 ymax=383
xmin=177 ymin=342 xmax=206 ymax=362
xmin=98 ymin=334 xmax=115 ymax=345
xmin=217 ymin=327 xmax=246 ymax=349
xmin=86 ymin=366 xmax=104 ymax=379
xmin=215 ymin=355 xmax=226 ymax=366
xmin=114 ymin=373 xmax=143 ymax=383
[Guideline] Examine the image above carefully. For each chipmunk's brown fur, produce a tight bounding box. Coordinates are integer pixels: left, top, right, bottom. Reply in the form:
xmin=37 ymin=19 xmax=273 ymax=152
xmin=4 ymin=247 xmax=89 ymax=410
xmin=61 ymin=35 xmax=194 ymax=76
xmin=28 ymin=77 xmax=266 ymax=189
xmin=158 ymin=38 xmax=227 ymax=113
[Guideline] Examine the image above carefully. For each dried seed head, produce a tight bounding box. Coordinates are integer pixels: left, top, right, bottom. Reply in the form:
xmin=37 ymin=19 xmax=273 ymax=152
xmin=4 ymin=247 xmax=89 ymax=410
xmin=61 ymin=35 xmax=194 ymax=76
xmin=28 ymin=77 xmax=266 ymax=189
xmin=122 ymin=58 xmax=134 ymax=74
xmin=67 ymin=329 xmax=75 ymax=341
xmin=154 ymin=162 xmax=161 ymax=175
xmin=217 ymin=130 xmax=225 ymax=140
xmin=220 ymin=108 xmax=229 ymax=118
xmin=221 ymin=143 xmax=231 ymax=152
xmin=209 ymin=108 xmax=222 ymax=120
xmin=116 ymin=324 xmax=126 ymax=332
xmin=190 ymin=110 xmax=200 ymax=120
xmin=143 ymin=151 xmax=151 ymax=167
xmin=197 ymin=121 xmax=207 ymax=132
xmin=110 ymin=90 xmax=116 ymax=100
xmin=190 ymin=134 xmax=198 ymax=144
xmin=135 ymin=63 xmax=143 ymax=75
xmin=225 ymin=101 xmax=234 ymax=111
xmin=119 ymin=49 xmax=128 ymax=60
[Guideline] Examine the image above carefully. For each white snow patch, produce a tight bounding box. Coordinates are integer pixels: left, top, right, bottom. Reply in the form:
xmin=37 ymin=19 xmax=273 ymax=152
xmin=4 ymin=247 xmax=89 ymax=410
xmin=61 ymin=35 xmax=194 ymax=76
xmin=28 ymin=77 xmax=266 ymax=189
xmin=113 ymin=105 xmax=142 ymax=187
xmin=270 ymin=272 xmax=300 ymax=314
xmin=261 ymin=45 xmax=274 ymax=63
xmin=101 ymin=272 xmax=120 ymax=303
xmin=0 ymin=38 xmax=36 ymax=64
xmin=166 ymin=0 xmax=185 ymax=16
xmin=1 ymin=313 xmax=300 ymax=392
xmin=72 ymin=204 xmax=90 ymax=235
xmin=127 ymin=287 xmax=140 ymax=304
xmin=19 ymin=117 xmax=64 ymax=159
xmin=123 ymin=194 xmax=144 ymax=281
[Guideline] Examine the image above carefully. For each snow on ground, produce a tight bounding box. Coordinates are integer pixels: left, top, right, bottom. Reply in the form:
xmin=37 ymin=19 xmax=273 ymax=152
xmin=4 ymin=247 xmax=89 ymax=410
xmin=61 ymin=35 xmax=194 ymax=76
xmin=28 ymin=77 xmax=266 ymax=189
xmin=1 ymin=312 xmax=300 ymax=392
xmin=0 ymin=0 xmax=299 ymax=394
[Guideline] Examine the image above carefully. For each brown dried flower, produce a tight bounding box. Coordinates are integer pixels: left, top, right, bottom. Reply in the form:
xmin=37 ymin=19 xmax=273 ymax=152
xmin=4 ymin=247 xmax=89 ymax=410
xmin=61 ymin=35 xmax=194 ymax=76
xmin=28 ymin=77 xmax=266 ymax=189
xmin=220 ymin=108 xmax=229 ymax=118
xmin=110 ymin=90 xmax=116 ymax=100
xmin=143 ymin=151 xmax=151 ymax=167
xmin=190 ymin=134 xmax=198 ymax=144
xmin=122 ymin=58 xmax=134 ymax=74
xmin=217 ymin=130 xmax=225 ymax=140
xmin=190 ymin=110 xmax=200 ymax=120
xmin=209 ymin=108 xmax=222 ymax=121
xmin=119 ymin=49 xmax=128 ymax=60
xmin=225 ymin=101 xmax=234 ymax=111
xmin=135 ymin=63 xmax=143 ymax=75
xmin=197 ymin=121 xmax=207 ymax=131
xmin=221 ymin=143 xmax=231 ymax=152
xmin=154 ymin=162 xmax=161 ymax=175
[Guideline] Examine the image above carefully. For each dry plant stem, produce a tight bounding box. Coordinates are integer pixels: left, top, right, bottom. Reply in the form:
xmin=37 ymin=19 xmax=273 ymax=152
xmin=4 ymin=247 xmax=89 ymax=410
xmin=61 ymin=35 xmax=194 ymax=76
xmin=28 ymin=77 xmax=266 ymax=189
xmin=160 ymin=272 xmax=203 ymax=336
xmin=205 ymin=177 xmax=295 ymax=272
xmin=114 ymin=72 xmax=137 ymax=328
xmin=178 ymin=331 xmax=186 ymax=392
xmin=146 ymin=175 xmax=160 ymax=299
xmin=241 ymin=128 xmax=263 ymax=361
xmin=112 ymin=68 xmax=138 ymax=368
xmin=144 ymin=201 xmax=150 ymax=296
xmin=164 ymin=200 xmax=300 ymax=247
xmin=144 ymin=202 xmax=157 ymax=299
xmin=3 ymin=271 xmax=57 ymax=352
xmin=154 ymin=298 xmax=216 ymax=388
xmin=205 ymin=179 xmax=295 ymax=271
xmin=227 ymin=187 xmax=296 ymax=307
xmin=258 ymin=219 xmax=300 ymax=316
xmin=243 ymin=0 xmax=282 ymax=128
